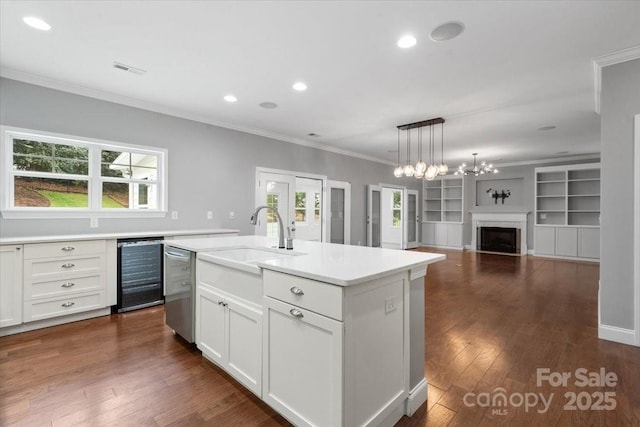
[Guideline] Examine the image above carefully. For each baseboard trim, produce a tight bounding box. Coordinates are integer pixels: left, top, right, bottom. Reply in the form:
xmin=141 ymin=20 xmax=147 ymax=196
xmin=531 ymin=253 xmax=600 ymax=263
xmin=0 ymin=307 xmax=111 ymax=337
xmin=405 ymin=378 xmax=428 ymax=416
xmin=420 ymin=244 xmax=464 ymax=251
xmin=598 ymin=323 xmax=638 ymax=346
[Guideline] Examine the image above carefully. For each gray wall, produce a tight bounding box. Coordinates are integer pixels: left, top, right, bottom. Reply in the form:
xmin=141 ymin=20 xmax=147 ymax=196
xmin=600 ymin=58 xmax=640 ymax=330
xmin=0 ymin=78 xmax=421 ymax=243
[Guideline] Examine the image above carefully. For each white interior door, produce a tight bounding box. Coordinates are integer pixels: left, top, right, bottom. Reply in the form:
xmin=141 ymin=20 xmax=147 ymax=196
xmin=255 ymin=172 xmax=295 ymax=237
xmin=327 ymin=180 xmax=351 ymax=245
xmin=405 ymin=189 xmax=419 ymax=249
xmin=367 ymin=185 xmax=382 ymax=247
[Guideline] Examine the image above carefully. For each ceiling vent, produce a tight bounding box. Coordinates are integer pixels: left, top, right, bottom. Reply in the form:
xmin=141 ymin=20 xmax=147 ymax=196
xmin=113 ymin=61 xmax=146 ymax=75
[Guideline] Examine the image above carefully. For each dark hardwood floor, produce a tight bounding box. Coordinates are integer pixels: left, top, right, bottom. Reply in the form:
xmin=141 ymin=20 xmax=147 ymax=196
xmin=1 ymin=249 xmax=639 ymax=426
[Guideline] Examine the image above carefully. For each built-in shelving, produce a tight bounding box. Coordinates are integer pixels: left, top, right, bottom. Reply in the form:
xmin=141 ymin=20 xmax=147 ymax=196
xmin=422 ymin=176 xmax=464 ymax=224
xmin=534 ymin=164 xmax=601 ymax=226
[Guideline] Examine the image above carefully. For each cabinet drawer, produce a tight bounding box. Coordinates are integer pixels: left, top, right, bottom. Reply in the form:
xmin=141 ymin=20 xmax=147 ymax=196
xmin=25 ymin=275 xmax=104 ymax=301
xmin=24 ymin=240 xmax=105 ymax=259
xmin=26 ymin=256 xmax=104 ymax=281
xmin=23 ymin=291 xmax=106 ymax=322
xmin=263 ymin=270 xmax=343 ymax=321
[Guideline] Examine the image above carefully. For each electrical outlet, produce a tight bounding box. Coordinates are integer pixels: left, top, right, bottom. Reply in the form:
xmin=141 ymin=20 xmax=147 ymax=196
xmin=385 ymin=297 xmax=398 ymax=314
xmin=207 ymin=211 xmax=213 ymax=220
xmin=90 ymin=217 xmax=99 ymax=228
xmin=171 ymin=211 xmax=178 ymax=220
xmin=229 ymin=211 xmax=235 ymax=219
xmin=540 ymin=213 xmax=547 ymax=219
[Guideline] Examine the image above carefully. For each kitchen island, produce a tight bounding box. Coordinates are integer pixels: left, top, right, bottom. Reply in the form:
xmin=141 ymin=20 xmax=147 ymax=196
xmin=165 ymin=235 xmax=444 ymax=427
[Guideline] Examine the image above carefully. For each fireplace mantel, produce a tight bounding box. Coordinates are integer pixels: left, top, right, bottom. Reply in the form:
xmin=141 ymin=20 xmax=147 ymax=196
xmin=470 ymin=211 xmax=530 ymax=255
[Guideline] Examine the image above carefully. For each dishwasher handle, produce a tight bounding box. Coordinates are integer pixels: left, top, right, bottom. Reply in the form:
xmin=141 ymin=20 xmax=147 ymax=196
xmin=165 ymin=250 xmax=191 ymax=261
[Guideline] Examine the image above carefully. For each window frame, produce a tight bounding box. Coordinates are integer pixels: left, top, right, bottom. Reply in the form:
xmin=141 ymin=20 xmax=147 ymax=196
xmin=1 ymin=126 xmax=168 ymax=219
xmin=392 ymin=190 xmax=402 ymax=228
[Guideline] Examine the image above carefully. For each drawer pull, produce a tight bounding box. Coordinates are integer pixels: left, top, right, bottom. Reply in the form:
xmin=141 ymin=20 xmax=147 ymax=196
xmin=61 ymin=246 xmax=75 ymax=252
xmin=61 ymin=282 xmax=75 ymax=288
xmin=289 ymin=309 xmax=304 ymax=318
xmin=61 ymin=302 xmax=75 ymax=308
xmin=217 ymin=300 xmax=227 ymax=307
xmin=290 ymin=286 xmax=304 ymax=296
xmin=61 ymin=263 xmax=75 ymax=269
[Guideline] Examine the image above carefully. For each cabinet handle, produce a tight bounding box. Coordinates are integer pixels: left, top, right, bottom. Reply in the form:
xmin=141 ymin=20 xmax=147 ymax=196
xmin=61 ymin=263 xmax=75 ymax=269
xmin=61 ymin=282 xmax=75 ymax=288
xmin=289 ymin=309 xmax=304 ymax=318
xmin=61 ymin=246 xmax=75 ymax=252
xmin=290 ymin=286 xmax=304 ymax=296
xmin=61 ymin=302 xmax=75 ymax=308
xmin=217 ymin=300 xmax=228 ymax=307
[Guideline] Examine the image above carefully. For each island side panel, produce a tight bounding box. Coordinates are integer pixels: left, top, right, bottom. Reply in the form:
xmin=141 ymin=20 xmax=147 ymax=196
xmin=407 ymin=272 xmax=428 ymax=415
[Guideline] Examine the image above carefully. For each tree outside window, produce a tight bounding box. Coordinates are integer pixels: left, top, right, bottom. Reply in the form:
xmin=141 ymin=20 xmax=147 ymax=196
xmin=314 ymin=192 xmax=321 ymax=221
xmin=266 ymin=193 xmax=279 ymax=237
xmin=295 ymin=192 xmax=306 ymax=222
xmin=392 ymin=190 xmax=402 ymax=227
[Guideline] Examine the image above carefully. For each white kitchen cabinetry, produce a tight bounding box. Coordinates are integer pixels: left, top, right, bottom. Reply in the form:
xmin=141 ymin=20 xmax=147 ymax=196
xmin=22 ymin=240 xmax=107 ymax=322
xmin=262 ymin=269 xmax=408 ymax=427
xmin=0 ymin=245 xmax=23 ymax=328
xmin=196 ymin=262 xmax=262 ymax=396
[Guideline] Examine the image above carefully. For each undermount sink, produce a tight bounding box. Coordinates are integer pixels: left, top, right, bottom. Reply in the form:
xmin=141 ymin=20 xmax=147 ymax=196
xmin=200 ymin=246 xmax=304 ymax=274
xmin=208 ymin=247 xmax=297 ymax=263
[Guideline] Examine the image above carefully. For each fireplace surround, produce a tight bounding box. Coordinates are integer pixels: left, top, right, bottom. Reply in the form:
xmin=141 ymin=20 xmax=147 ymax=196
xmin=470 ymin=212 xmax=529 ymax=255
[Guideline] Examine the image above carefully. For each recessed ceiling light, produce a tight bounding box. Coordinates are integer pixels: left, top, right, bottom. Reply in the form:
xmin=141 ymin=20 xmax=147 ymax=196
xmin=23 ymin=16 xmax=51 ymax=31
xmin=538 ymin=125 xmax=557 ymax=131
xmin=397 ymin=35 xmax=417 ymax=48
xmin=429 ymin=22 xmax=464 ymax=42
xmin=259 ymin=102 xmax=278 ymax=109
xmin=293 ymin=82 xmax=307 ymax=91
xmin=223 ymin=95 xmax=237 ymax=103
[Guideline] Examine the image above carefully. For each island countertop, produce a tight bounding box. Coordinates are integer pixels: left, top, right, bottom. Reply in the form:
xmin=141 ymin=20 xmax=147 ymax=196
xmin=167 ymin=235 xmax=445 ymax=286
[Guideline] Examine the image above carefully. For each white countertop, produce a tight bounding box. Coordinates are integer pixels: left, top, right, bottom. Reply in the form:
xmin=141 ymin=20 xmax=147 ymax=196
xmin=0 ymin=229 xmax=239 ymax=245
xmin=169 ymin=235 xmax=445 ymax=286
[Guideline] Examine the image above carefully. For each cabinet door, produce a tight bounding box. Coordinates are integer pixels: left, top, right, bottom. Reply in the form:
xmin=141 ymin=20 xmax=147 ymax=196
xmin=196 ymin=284 xmax=226 ymax=365
xmin=263 ymin=297 xmax=343 ymax=427
xmin=555 ymin=227 xmax=578 ymax=257
xmin=434 ymin=223 xmax=447 ymax=246
xmin=578 ymin=228 xmax=600 ymax=259
xmin=421 ymin=223 xmax=435 ymax=245
xmin=446 ymin=224 xmax=462 ymax=247
xmin=0 ymin=246 xmax=23 ymax=328
xmin=534 ymin=227 xmax=556 ymax=255
xmin=226 ymin=298 xmax=262 ymax=396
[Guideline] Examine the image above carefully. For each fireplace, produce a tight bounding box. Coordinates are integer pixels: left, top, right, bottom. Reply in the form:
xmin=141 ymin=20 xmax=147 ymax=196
xmin=479 ymin=227 xmax=520 ymax=254
xmin=470 ymin=212 xmax=529 ymax=256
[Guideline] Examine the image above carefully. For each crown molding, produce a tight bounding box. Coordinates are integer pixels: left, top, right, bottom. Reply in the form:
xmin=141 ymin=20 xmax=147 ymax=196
xmin=493 ymin=153 xmax=600 ymax=168
xmin=0 ymin=67 xmax=393 ymax=166
xmin=592 ymin=45 xmax=640 ymax=114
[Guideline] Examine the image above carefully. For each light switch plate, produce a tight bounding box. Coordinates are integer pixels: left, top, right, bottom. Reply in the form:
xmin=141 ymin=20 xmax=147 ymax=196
xmin=90 ymin=217 xmax=99 ymax=228
xmin=207 ymin=211 xmax=213 ymax=220
xmin=385 ymin=297 xmax=397 ymax=314
xmin=171 ymin=211 xmax=178 ymax=220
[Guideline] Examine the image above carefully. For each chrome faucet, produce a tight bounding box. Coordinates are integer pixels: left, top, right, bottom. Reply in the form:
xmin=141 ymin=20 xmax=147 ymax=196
xmin=250 ymin=205 xmax=291 ymax=249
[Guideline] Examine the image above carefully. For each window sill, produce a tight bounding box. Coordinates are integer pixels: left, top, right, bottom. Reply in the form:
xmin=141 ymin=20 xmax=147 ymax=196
xmin=0 ymin=209 xmax=167 ymax=220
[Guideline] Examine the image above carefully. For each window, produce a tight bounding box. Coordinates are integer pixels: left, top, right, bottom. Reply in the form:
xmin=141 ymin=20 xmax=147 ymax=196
xmin=1 ymin=127 xmax=167 ymax=217
xmin=266 ymin=192 xmax=279 ymax=238
xmin=392 ymin=190 xmax=402 ymax=227
xmin=295 ymin=191 xmax=307 ymax=223
xmin=314 ymin=192 xmax=321 ymax=222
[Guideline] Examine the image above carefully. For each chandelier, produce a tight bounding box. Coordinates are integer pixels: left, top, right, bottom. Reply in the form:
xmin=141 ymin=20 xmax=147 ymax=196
xmin=393 ymin=117 xmax=448 ymax=181
xmin=454 ymin=153 xmax=498 ymax=176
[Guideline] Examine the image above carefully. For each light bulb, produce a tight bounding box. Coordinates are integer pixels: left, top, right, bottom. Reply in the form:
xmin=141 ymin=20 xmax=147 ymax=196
xmin=393 ymin=166 xmax=404 ymax=177
xmin=425 ymin=165 xmax=438 ymax=180
xmin=494 ymin=169 xmax=499 ymax=173
xmin=404 ymin=164 xmax=415 ymax=177
xmin=415 ymin=169 xmax=425 ymax=179
xmin=437 ymin=164 xmax=449 ymax=175
xmin=415 ymin=161 xmax=427 ymax=173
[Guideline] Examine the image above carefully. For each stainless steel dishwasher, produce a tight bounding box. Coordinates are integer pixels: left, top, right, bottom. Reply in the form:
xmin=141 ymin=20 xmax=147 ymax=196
xmin=164 ymin=246 xmax=196 ymax=342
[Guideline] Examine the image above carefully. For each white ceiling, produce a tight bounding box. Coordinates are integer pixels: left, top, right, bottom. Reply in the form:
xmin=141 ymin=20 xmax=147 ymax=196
xmin=1 ymin=1 xmax=640 ymax=167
